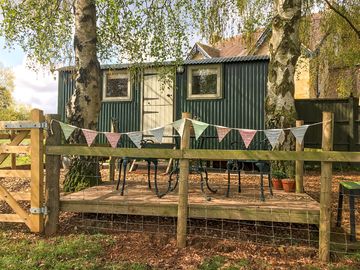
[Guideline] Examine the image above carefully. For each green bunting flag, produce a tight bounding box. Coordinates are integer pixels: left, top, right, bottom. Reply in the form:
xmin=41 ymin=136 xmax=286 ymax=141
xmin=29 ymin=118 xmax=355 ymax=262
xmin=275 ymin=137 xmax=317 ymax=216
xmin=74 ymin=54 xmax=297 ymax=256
xmin=59 ymin=122 xmax=76 ymax=140
xmin=290 ymin=125 xmax=309 ymax=145
xmin=263 ymin=129 xmax=284 ymax=149
xmin=172 ymin=119 xmax=185 ymax=137
xmin=191 ymin=120 xmax=209 ymax=140
xmin=149 ymin=127 xmax=165 ymax=143
xmin=127 ymin=132 xmax=143 ymax=148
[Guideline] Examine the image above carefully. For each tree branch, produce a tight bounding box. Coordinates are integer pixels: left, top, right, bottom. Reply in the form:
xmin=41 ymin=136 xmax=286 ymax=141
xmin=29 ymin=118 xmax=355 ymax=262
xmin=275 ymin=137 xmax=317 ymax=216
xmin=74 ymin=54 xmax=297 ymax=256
xmin=324 ymin=0 xmax=360 ymax=39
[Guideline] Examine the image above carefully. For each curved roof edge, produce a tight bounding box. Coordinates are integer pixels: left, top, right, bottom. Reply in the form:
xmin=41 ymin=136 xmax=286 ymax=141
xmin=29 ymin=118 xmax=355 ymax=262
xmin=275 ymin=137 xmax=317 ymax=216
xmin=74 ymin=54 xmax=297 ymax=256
xmin=57 ymin=55 xmax=269 ymax=72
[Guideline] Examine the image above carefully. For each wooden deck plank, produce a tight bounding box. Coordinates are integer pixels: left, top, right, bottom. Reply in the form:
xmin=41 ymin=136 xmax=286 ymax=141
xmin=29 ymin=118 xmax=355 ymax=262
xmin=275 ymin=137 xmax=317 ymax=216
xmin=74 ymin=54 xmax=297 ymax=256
xmin=60 ymin=182 xmax=320 ymax=225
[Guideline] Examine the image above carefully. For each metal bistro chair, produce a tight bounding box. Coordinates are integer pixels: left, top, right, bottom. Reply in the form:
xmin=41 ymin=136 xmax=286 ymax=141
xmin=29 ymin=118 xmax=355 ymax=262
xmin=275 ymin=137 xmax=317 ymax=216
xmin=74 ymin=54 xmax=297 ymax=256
xmin=116 ymin=139 xmax=176 ymax=197
xmin=226 ymin=139 xmax=272 ymax=201
xmin=166 ymin=135 xmax=217 ymax=201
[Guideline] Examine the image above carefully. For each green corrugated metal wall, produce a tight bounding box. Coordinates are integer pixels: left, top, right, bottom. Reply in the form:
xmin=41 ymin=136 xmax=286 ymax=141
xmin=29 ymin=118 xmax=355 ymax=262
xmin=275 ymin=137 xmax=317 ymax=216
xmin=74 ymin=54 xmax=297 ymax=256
xmin=175 ymin=60 xmax=268 ymax=149
xmin=58 ymin=59 xmax=268 ymax=149
xmin=58 ymin=70 xmax=141 ymax=147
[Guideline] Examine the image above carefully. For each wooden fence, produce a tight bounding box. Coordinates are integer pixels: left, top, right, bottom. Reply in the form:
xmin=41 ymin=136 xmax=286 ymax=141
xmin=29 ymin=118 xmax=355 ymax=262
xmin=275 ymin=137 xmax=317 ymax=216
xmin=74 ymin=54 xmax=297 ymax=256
xmin=0 ymin=109 xmax=45 ymax=233
xmin=1 ymin=110 xmax=360 ymax=263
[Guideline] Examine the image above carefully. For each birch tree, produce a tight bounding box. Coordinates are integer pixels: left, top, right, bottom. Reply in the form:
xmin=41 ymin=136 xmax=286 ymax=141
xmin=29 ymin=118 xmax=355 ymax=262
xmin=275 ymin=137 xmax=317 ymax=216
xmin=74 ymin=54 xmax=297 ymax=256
xmin=0 ymin=0 xmax=195 ymax=190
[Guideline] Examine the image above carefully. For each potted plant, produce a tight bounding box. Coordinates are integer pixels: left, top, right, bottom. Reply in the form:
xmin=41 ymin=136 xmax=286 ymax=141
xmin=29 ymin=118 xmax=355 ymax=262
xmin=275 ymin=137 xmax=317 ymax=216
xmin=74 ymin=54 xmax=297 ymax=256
xmin=271 ymin=170 xmax=287 ymax=190
xmin=281 ymin=165 xmax=296 ymax=192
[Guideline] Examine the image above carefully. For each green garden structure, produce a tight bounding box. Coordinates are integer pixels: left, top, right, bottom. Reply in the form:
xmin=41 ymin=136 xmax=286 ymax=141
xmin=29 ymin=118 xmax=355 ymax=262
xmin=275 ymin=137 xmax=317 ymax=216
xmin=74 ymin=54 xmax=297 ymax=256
xmin=336 ymin=181 xmax=360 ymax=241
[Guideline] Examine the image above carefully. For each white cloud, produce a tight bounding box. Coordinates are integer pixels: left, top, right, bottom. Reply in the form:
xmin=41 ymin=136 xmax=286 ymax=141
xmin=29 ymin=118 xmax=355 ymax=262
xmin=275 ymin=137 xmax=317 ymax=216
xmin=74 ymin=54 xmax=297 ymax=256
xmin=12 ymin=59 xmax=58 ymax=114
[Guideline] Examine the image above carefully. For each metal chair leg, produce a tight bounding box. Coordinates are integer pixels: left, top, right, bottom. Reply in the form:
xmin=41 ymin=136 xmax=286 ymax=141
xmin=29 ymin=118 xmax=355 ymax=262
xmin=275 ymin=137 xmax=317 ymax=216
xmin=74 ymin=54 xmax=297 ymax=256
xmin=336 ymin=185 xmax=344 ymax=227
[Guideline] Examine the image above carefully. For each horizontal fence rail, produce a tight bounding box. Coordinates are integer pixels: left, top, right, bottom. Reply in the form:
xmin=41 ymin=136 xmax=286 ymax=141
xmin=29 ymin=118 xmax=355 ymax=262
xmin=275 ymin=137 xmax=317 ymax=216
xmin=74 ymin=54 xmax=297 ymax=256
xmin=46 ymin=146 xmax=360 ymax=163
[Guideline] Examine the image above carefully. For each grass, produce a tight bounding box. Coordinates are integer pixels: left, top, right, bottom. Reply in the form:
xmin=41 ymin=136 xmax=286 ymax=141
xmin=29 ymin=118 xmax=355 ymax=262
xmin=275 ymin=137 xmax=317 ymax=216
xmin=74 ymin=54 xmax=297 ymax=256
xmin=0 ymin=138 xmax=31 ymax=168
xmin=0 ymin=155 xmax=31 ymax=168
xmin=0 ymin=233 xmax=151 ymax=270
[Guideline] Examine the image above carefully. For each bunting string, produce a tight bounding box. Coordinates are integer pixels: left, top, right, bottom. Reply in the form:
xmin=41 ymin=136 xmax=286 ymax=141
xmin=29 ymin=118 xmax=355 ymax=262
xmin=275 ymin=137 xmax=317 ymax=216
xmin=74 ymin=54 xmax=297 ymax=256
xmin=52 ymin=118 xmax=328 ymax=149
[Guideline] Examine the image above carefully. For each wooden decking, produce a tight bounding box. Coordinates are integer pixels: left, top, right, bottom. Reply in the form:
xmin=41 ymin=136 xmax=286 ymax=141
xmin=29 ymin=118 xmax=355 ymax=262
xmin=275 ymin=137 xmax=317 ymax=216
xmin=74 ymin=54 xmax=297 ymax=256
xmin=60 ymin=177 xmax=320 ymax=225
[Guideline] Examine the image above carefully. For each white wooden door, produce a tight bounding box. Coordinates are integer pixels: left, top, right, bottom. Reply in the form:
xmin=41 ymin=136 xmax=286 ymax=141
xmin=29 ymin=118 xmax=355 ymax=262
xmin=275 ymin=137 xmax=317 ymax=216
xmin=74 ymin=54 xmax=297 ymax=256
xmin=143 ymin=73 xmax=174 ymax=143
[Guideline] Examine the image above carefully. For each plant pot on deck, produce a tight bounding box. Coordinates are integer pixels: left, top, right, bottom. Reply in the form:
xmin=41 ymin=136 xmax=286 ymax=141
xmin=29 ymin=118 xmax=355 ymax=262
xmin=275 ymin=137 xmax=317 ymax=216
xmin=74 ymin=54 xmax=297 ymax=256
xmin=282 ymin=179 xmax=296 ymax=192
xmin=272 ymin=178 xmax=283 ymax=190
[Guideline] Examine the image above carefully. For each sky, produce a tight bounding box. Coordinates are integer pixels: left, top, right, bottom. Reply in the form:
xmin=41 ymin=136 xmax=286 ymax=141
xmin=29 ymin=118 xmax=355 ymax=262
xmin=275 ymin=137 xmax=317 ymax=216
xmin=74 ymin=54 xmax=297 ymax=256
xmin=0 ymin=37 xmax=58 ymax=114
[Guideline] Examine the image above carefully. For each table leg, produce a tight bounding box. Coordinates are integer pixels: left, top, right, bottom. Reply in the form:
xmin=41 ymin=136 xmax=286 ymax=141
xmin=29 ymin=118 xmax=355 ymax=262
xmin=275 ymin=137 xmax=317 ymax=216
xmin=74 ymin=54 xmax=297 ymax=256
xmin=199 ymin=171 xmax=211 ymax=201
xmin=226 ymin=161 xmax=232 ymax=197
xmin=336 ymin=184 xmax=344 ymax=227
xmin=204 ymin=169 xmax=217 ymax=193
xmin=349 ymin=191 xmax=357 ymax=242
xmin=268 ymin=173 xmax=273 ymax=196
xmin=237 ymin=161 xmax=241 ymax=193
xmin=153 ymin=160 xmax=160 ymax=197
xmin=260 ymin=173 xmax=265 ymax=202
xmin=116 ymin=159 xmax=123 ymax=191
xmin=147 ymin=160 xmax=152 ymax=189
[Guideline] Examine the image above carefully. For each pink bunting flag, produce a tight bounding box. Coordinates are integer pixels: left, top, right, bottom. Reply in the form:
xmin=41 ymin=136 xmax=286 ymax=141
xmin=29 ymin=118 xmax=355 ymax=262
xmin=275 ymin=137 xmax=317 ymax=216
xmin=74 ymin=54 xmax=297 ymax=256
xmin=239 ymin=129 xmax=257 ymax=149
xmin=216 ymin=126 xmax=232 ymax=142
xmin=105 ymin=132 xmax=121 ymax=148
xmin=82 ymin=129 xmax=98 ymax=147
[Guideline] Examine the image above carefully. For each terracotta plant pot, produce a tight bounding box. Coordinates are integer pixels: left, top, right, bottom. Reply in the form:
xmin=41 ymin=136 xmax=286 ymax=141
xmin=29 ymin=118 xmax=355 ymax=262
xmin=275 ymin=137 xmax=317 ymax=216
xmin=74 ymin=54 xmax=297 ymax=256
xmin=282 ymin=179 xmax=296 ymax=192
xmin=272 ymin=178 xmax=283 ymax=190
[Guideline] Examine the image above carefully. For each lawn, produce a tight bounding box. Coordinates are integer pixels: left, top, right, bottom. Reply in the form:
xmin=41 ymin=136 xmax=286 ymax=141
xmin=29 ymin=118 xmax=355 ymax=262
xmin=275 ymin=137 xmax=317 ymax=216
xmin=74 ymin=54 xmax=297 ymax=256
xmin=0 ymin=229 xmax=359 ymax=270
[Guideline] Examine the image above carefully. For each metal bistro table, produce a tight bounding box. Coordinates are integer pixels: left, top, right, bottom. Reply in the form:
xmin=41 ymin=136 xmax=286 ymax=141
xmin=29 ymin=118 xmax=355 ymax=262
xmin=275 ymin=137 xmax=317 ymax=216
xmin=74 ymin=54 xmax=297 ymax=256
xmin=116 ymin=139 xmax=176 ymax=197
xmin=164 ymin=135 xmax=218 ymax=201
xmin=225 ymin=140 xmax=272 ymax=201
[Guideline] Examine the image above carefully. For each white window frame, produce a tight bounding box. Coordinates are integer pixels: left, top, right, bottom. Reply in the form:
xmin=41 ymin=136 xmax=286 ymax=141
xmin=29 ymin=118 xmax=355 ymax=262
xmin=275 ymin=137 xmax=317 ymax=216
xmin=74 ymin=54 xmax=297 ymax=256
xmin=187 ymin=64 xmax=222 ymax=100
xmin=102 ymin=70 xmax=132 ymax=101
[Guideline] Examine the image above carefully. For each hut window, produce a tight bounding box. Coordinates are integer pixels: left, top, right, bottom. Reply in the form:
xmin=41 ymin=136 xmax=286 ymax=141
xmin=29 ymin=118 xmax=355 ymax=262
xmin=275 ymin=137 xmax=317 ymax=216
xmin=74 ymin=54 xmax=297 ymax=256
xmin=187 ymin=64 xmax=222 ymax=99
xmin=102 ymin=70 xmax=131 ymax=101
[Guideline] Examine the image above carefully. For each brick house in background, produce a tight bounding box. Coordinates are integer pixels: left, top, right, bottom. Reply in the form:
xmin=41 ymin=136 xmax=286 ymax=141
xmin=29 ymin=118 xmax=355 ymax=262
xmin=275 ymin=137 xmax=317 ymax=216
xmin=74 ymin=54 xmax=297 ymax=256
xmin=188 ymin=14 xmax=360 ymax=102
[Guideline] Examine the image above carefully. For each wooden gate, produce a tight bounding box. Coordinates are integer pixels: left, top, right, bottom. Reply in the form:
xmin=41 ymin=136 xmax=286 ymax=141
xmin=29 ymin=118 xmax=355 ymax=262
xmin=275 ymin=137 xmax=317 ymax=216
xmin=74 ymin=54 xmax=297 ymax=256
xmin=0 ymin=109 xmax=45 ymax=233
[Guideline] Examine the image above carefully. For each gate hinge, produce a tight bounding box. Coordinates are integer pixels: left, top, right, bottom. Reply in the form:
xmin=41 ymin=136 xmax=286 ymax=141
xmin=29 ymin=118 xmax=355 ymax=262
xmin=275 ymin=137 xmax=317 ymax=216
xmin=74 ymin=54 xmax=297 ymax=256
xmin=30 ymin=206 xmax=48 ymax=215
xmin=4 ymin=121 xmax=47 ymax=129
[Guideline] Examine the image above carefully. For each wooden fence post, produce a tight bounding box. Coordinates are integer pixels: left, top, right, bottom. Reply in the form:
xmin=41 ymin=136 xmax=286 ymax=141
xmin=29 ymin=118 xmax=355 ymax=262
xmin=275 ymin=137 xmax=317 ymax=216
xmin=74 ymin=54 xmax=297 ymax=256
xmin=109 ymin=118 xmax=118 ymax=181
xmin=177 ymin=112 xmax=191 ymax=248
xmin=295 ymin=120 xmax=304 ymax=193
xmin=319 ymin=112 xmax=334 ymax=262
xmin=30 ymin=109 xmax=45 ymax=233
xmin=44 ymin=115 xmax=61 ymax=236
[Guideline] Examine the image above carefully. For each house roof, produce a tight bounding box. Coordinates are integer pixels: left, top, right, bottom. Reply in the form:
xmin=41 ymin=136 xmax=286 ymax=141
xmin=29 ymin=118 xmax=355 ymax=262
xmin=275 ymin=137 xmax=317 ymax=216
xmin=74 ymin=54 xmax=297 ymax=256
xmin=185 ymin=13 xmax=324 ymax=60
xmin=213 ymin=29 xmax=266 ymax=57
xmin=57 ymin=55 xmax=269 ymax=72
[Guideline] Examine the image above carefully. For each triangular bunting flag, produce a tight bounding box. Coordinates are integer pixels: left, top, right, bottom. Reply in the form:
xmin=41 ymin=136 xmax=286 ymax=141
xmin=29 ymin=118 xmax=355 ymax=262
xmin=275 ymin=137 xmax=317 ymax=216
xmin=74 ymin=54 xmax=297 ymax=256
xmin=82 ymin=129 xmax=98 ymax=147
xmin=172 ymin=119 xmax=185 ymax=137
xmin=105 ymin=132 xmax=121 ymax=148
xmin=263 ymin=129 xmax=284 ymax=149
xmin=127 ymin=132 xmax=143 ymax=148
xmin=216 ymin=126 xmax=232 ymax=142
xmin=239 ymin=129 xmax=257 ymax=149
xmin=290 ymin=125 xmax=309 ymax=145
xmin=59 ymin=122 xmax=76 ymax=140
xmin=149 ymin=127 xmax=165 ymax=143
xmin=191 ymin=120 xmax=209 ymax=140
